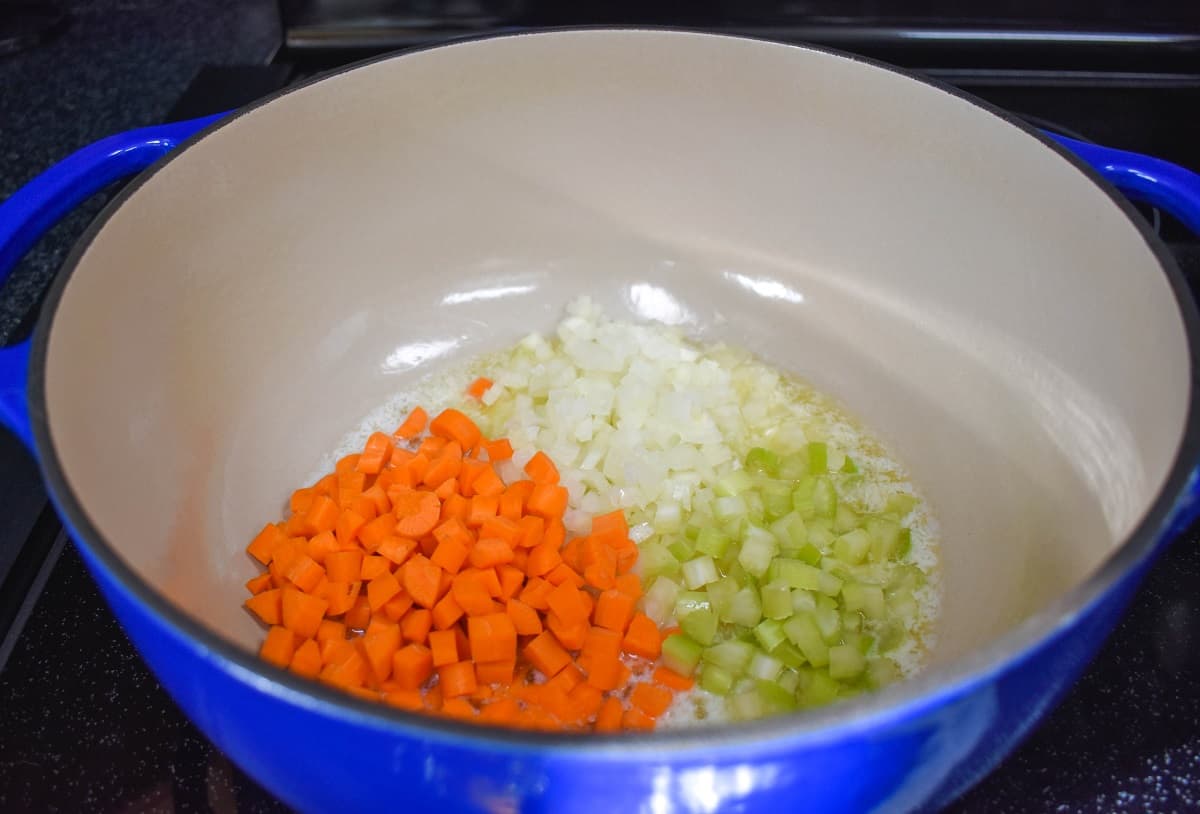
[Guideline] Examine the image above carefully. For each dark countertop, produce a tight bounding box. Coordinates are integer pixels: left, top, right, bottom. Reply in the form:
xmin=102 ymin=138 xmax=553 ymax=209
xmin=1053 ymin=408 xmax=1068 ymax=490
xmin=2 ymin=5 xmax=1200 ymax=813
xmin=0 ymin=0 xmax=280 ymax=344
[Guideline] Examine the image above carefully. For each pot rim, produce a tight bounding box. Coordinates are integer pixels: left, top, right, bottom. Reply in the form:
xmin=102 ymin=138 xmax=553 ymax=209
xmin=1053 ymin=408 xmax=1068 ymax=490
xmin=27 ymin=26 xmax=1200 ymax=754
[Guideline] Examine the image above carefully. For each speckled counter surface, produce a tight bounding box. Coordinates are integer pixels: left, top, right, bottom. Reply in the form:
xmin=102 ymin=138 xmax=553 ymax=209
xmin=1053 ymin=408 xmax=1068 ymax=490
xmin=0 ymin=0 xmax=279 ymax=344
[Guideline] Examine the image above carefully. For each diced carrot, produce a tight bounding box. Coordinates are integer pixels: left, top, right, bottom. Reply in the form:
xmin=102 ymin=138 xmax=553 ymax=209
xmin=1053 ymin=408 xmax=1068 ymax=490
xmin=391 ymin=644 xmax=434 ymax=690
xmin=469 ymin=538 xmax=514 ymax=569
xmin=322 ymin=581 xmax=361 ymax=617
xmin=358 ymin=513 xmax=397 ymax=552
xmin=584 ymin=560 xmax=616 ymax=591
xmin=616 ymin=546 xmax=638 ymax=575
xmin=356 ymin=431 xmax=395 ymax=475
xmin=478 ymin=566 xmax=504 ymax=599
xmin=458 ymin=458 xmax=487 ymax=498
xmin=428 ymin=629 xmax=460 ymax=667
xmin=305 ymin=531 xmax=338 ymax=566
xmin=595 ymin=697 xmax=624 ymax=732
xmin=317 ymin=619 xmax=345 ymax=643
xmin=441 ymin=493 xmax=469 ymax=522
xmin=401 ymin=608 xmax=432 ymax=643
xmin=653 ymin=666 xmax=695 ymax=692
xmin=438 ymin=661 xmax=478 ymax=698
xmin=422 ymin=452 xmax=462 ymax=490
xmin=614 ymin=573 xmax=642 ymax=599
xmin=336 ymin=453 xmax=361 ymax=475
xmin=336 ymin=470 xmax=366 ymax=508
xmin=484 ymin=438 xmax=513 ymax=462
xmin=622 ymin=707 xmax=656 ymax=731
xmin=361 ymin=484 xmax=390 ymax=515
xmin=360 ymin=555 xmax=392 ymax=582
xmin=441 ymin=697 xmax=477 ymax=719
xmin=344 ymin=595 xmax=372 ymax=631
xmin=511 ymin=547 xmax=529 ymax=572
xmin=392 ymin=489 xmax=442 ymax=538
xmin=515 ymin=515 xmax=544 ymax=549
xmin=466 ymin=494 xmax=499 ymax=527
xmin=431 ymin=592 xmax=465 ymax=630
xmin=546 ymin=582 xmax=589 ymax=627
xmin=523 ymin=632 xmax=572 ymax=677
xmin=568 ymin=682 xmax=605 ymax=722
xmin=526 ymin=484 xmax=568 ymax=519
xmin=366 ymin=570 xmax=402 ymax=611
xmin=579 ymin=626 xmax=622 ymax=673
xmin=245 ymin=572 xmax=273 ymax=595
xmin=523 ymin=451 xmax=560 ymax=485
xmin=246 ymin=588 xmax=283 ymax=626
xmin=284 ymin=554 xmax=326 ymax=593
xmin=377 ymin=536 xmax=417 ymax=567
xmin=546 ymin=563 xmax=585 ymax=589
xmin=468 ymin=612 xmax=518 ymax=663
xmin=430 ymin=532 xmax=471 ymax=575
xmin=526 ymin=540 xmax=562 ymax=578
xmin=546 ymin=611 xmax=589 ymax=651
xmin=593 ymin=589 xmax=636 ymax=633
xmin=313 ymin=473 xmax=339 ymax=496
xmin=384 ymin=688 xmax=425 ymax=711
xmin=302 ymin=495 xmax=339 ymax=535
xmin=259 ymin=625 xmax=296 ymax=668
xmin=630 ymin=682 xmax=673 ymax=719
xmin=471 ymin=466 xmax=505 ymax=498
xmin=362 ymin=619 xmax=402 ymax=681
xmin=589 ymin=510 xmax=629 ymax=547
xmin=289 ymin=638 xmax=323 ymax=678
xmin=505 ymin=598 xmax=543 ymax=635
xmin=320 ymin=647 xmax=368 ymax=690
xmin=325 ymin=549 xmax=363 ymax=584
xmin=395 ymin=406 xmax=428 ymax=439
xmin=623 ymin=613 xmax=662 ymax=660
xmin=334 ymin=509 xmax=368 ymax=548
xmin=585 ymin=654 xmax=624 ymax=692
xmin=429 ymin=408 xmax=482 ymax=450
xmin=466 ymin=377 xmax=493 ymax=400
xmin=496 ymin=565 xmax=525 ymax=600
xmin=478 ymin=696 xmax=520 ymax=725
xmin=281 ymin=588 xmax=328 ymax=639
xmin=380 ymin=590 xmax=414 ymax=622
xmin=401 ymin=555 xmax=443 ymax=610
xmin=519 ymin=577 xmax=554 ymax=611
xmin=417 ymin=435 xmax=447 ymax=457
xmin=247 ymin=523 xmax=286 ymax=565
xmin=544 ymin=662 xmax=584 ymax=695
xmin=452 ymin=570 xmax=498 ymax=617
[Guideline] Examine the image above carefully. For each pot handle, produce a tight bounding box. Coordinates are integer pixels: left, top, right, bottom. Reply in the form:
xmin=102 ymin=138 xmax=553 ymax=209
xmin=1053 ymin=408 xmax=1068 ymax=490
xmin=1049 ymin=134 xmax=1200 ymax=236
xmin=0 ymin=113 xmax=226 ymax=450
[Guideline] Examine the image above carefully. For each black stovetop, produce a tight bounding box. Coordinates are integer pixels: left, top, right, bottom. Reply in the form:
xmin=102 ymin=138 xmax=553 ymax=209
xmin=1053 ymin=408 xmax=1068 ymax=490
xmin=2 ymin=21 xmax=1200 ymax=813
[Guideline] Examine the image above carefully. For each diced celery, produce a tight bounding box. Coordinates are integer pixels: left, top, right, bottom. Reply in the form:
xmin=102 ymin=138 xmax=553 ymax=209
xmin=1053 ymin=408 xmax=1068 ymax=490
xmin=702 ymin=640 xmax=755 ymax=674
xmin=876 ymin=620 xmax=905 ymax=652
xmin=833 ymin=528 xmax=872 ymax=565
xmin=761 ymin=580 xmax=793 ymax=620
xmin=769 ymin=512 xmax=807 ymax=550
xmin=714 ymin=495 xmax=748 ymax=522
xmin=755 ymin=680 xmax=798 ymax=714
xmin=715 ymin=470 xmax=754 ymax=497
xmin=783 ymin=613 xmax=829 ymax=667
xmin=738 ymin=527 xmax=778 ymax=577
xmin=790 ymin=589 xmax=816 ymax=613
xmin=886 ymin=493 xmax=919 ymax=517
xmin=825 ymin=446 xmax=846 ymax=473
xmin=642 ymin=577 xmax=681 ymax=626
xmin=858 ymin=634 xmax=875 ymax=655
xmin=842 ymin=582 xmax=886 ymax=618
xmin=841 ymin=610 xmax=863 ymax=633
xmin=682 ymin=555 xmax=720 ymax=589
xmin=743 ymin=491 xmax=766 ymax=524
xmin=791 ymin=476 xmax=816 ymax=516
xmin=773 ymin=559 xmax=843 ymax=596
xmin=812 ymin=476 xmax=837 ymax=518
xmin=640 ymin=541 xmax=680 ymax=579
xmin=661 ymin=633 xmax=704 ymax=676
xmin=753 ymin=619 xmax=788 ymax=652
xmin=778 ymin=669 xmax=801 ymax=694
xmin=771 ymin=641 xmax=807 ymax=670
xmin=694 ymin=526 xmax=731 ymax=558
xmin=778 ymin=452 xmax=809 ymax=480
xmin=706 ymin=577 xmax=739 ymax=617
xmin=797 ymin=669 xmax=840 ymax=707
xmin=748 ymin=651 xmax=784 ymax=682
xmin=866 ymin=516 xmax=901 ymax=561
xmin=674 ymin=590 xmax=712 ymax=618
xmin=699 ymin=663 xmax=736 ymax=695
xmin=726 ymin=586 xmax=763 ymax=627
xmin=668 ymin=538 xmax=694 ymax=562
xmin=681 ymin=608 xmax=718 ymax=645
xmin=760 ymin=481 xmax=794 ymax=521
xmin=745 ymin=447 xmax=780 ymax=477
xmin=796 ymin=542 xmax=823 ymax=565
xmin=807 ymin=442 xmax=828 ymax=475
xmin=828 ymin=644 xmax=867 ymax=679
xmin=654 ymin=501 xmax=684 ymax=532
xmin=807 ymin=524 xmax=835 ymax=550
xmin=731 ymin=688 xmax=765 ymax=720
xmin=841 ymin=456 xmax=858 ymax=474
xmin=896 ymin=527 xmax=912 ymax=559
xmin=867 ymin=657 xmax=901 ymax=689
xmin=813 ymin=605 xmax=842 ymax=643
xmin=834 ymin=505 xmax=861 ymax=535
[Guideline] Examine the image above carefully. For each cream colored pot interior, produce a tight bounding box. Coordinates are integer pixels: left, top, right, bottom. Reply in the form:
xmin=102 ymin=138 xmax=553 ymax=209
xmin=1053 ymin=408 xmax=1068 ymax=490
xmin=43 ymin=30 xmax=1188 ymax=673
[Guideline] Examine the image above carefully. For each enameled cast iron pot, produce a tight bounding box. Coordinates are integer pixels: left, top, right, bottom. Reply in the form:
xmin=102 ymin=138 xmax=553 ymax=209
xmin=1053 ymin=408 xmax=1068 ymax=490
xmin=3 ymin=29 xmax=1200 ymax=814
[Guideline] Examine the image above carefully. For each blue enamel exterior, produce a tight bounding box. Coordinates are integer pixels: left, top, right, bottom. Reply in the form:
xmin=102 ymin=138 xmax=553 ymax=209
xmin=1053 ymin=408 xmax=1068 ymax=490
xmin=1 ymin=103 xmax=1199 ymax=812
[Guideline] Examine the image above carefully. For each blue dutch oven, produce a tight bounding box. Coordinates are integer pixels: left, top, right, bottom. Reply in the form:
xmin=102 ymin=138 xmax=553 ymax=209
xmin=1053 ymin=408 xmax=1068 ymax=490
xmin=2 ymin=29 xmax=1200 ymax=813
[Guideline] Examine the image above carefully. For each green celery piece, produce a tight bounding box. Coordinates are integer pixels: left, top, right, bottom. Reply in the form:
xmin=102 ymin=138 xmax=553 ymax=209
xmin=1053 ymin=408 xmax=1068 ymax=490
xmin=896 ymin=527 xmax=913 ymax=559
xmin=702 ymin=640 xmax=756 ymax=674
xmin=694 ymin=526 xmax=731 ymax=558
xmin=778 ymin=452 xmax=809 ymax=480
xmin=748 ymin=651 xmax=784 ymax=682
xmin=761 ymin=580 xmax=793 ymax=620
xmin=886 ymin=493 xmax=919 ymax=517
xmin=833 ymin=528 xmax=872 ymax=565
xmin=714 ymin=495 xmax=748 ymax=522
xmin=790 ymin=589 xmax=817 ymax=613
xmin=661 ymin=633 xmax=704 ymax=676
xmin=813 ymin=605 xmax=842 ymax=644
xmin=876 ymin=620 xmax=905 ymax=652
xmin=681 ymin=608 xmax=719 ymax=645
xmin=841 ymin=456 xmax=859 ymax=474
xmin=760 ymin=481 xmax=795 ymax=521
xmin=773 ymin=558 xmax=843 ymax=597
xmin=771 ymin=641 xmax=807 ymax=669
xmin=753 ymin=619 xmax=788 ymax=652
xmin=726 ymin=586 xmax=764 ymax=627
xmin=745 ymin=447 xmax=780 ymax=477
xmin=639 ymin=541 xmax=680 ymax=579
xmin=807 ymin=442 xmax=828 ymax=475
xmin=841 ymin=610 xmax=863 ymax=633
xmin=715 ymin=470 xmax=754 ymax=497
xmin=834 ymin=504 xmax=861 ymax=535
xmin=674 ymin=590 xmax=712 ymax=618
xmin=777 ymin=668 xmax=801 ymax=695
xmin=756 ymin=679 xmax=799 ymax=713
xmin=738 ymin=526 xmax=778 ymax=578
xmin=812 ymin=476 xmax=837 ymax=518
xmin=842 ymin=582 xmax=886 ymax=618
xmin=797 ymin=668 xmax=840 ymax=707
xmin=667 ymin=538 xmax=694 ymax=562
xmin=699 ymin=663 xmax=736 ymax=696
xmin=743 ymin=491 xmax=766 ymax=525
xmin=796 ymin=542 xmax=823 ymax=565
xmin=770 ymin=512 xmax=808 ymax=550
xmin=828 ymin=644 xmax=867 ymax=679
xmin=706 ymin=576 xmax=739 ymax=618
xmin=731 ymin=688 xmax=765 ymax=721
xmin=783 ymin=613 xmax=829 ymax=667
xmin=866 ymin=516 xmax=902 ymax=562
xmin=867 ymin=657 xmax=901 ymax=689
xmin=791 ymin=476 xmax=817 ymax=517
